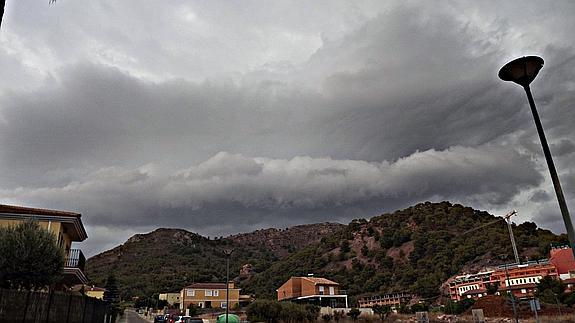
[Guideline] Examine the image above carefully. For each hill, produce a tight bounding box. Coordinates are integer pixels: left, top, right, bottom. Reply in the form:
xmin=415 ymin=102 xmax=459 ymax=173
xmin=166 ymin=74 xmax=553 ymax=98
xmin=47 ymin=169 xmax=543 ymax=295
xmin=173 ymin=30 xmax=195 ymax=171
xmin=85 ymin=223 xmax=344 ymax=298
xmin=85 ymin=202 xmax=568 ymax=301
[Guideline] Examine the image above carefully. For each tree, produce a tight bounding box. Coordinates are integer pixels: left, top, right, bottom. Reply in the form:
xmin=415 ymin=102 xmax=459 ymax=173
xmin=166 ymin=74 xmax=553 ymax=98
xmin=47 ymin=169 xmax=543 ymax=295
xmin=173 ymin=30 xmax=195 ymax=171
xmin=347 ymin=308 xmax=360 ymax=321
xmin=103 ymin=272 xmax=121 ymax=323
xmin=536 ymin=275 xmax=565 ymax=304
xmin=0 ymin=221 xmax=64 ymax=290
xmin=372 ymin=304 xmax=391 ymax=320
xmin=187 ymin=303 xmax=199 ymax=317
xmin=485 ymin=282 xmax=498 ymax=295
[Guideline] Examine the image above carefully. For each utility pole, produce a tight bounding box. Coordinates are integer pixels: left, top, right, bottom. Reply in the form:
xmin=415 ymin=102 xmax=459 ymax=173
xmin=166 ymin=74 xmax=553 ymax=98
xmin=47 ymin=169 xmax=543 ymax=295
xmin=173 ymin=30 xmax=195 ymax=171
xmin=463 ymin=210 xmax=521 ymax=264
xmin=223 ymin=248 xmax=234 ymax=323
xmin=502 ymin=259 xmax=519 ymax=323
xmin=504 ymin=210 xmax=520 ymax=264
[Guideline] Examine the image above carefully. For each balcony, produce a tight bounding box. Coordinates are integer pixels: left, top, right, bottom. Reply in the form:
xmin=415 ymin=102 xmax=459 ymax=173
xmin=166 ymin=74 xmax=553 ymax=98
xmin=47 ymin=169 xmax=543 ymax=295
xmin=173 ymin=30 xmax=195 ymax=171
xmin=65 ymin=249 xmax=86 ymax=272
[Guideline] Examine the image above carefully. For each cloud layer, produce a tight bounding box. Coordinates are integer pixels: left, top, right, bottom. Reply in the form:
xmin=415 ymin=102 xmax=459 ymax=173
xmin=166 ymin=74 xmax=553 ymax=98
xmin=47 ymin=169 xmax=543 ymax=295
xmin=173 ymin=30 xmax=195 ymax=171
xmin=1 ymin=1 xmax=574 ymax=256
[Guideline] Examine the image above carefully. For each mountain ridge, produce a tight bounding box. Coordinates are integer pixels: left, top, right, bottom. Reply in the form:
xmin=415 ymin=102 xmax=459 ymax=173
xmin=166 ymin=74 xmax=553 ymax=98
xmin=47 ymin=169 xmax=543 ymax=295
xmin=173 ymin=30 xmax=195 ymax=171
xmin=85 ymin=201 xmax=568 ymax=301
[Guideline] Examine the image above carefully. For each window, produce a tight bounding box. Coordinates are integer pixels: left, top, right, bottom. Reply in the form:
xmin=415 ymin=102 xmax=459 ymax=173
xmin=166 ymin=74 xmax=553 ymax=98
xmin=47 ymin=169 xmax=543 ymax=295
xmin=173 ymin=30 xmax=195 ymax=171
xmin=205 ymin=290 xmax=213 ymax=297
xmin=319 ymin=286 xmax=324 ymax=295
xmin=329 ymin=286 xmax=335 ymax=295
xmin=221 ymin=302 xmax=227 ymax=308
xmin=186 ymin=289 xmax=195 ymax=297
xmin=214 ymin=290 xmax=219 ymax=297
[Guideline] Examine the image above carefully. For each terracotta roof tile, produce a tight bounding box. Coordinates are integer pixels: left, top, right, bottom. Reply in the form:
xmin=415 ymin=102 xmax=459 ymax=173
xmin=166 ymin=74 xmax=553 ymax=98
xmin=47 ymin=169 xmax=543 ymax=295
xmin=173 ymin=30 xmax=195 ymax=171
xmin=301 ymin=277 xmax=339 ymax=285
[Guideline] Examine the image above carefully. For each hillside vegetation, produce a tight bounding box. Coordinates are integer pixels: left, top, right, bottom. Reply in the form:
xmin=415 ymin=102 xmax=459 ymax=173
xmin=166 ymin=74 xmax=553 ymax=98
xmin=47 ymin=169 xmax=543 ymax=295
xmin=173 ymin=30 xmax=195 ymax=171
xmin=85 ymin=202 xmax=568 ymax=301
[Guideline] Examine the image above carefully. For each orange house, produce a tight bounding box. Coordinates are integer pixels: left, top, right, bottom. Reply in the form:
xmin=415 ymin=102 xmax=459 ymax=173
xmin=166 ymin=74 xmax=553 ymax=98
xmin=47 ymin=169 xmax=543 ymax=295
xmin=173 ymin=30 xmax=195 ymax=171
xmin=0 ymin=204 xmax=89 ymax=287
xmin=277 ymin=276 xmax=348 ymax=308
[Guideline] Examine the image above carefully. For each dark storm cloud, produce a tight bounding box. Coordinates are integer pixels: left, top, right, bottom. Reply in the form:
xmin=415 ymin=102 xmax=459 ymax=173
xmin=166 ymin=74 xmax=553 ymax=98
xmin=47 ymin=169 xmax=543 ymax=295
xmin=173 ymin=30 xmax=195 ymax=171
xmin=1 ymin=2 xmax=575 ymax=255
xmin=1 ymin=147 xmax=542 ymax=231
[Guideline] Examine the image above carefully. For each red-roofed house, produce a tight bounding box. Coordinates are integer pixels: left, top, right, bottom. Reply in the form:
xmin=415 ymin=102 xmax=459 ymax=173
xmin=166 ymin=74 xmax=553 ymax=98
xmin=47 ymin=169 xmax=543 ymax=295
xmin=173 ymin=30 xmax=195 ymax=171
xmin=0 ymin=204 xmax=89 ymax=287
xmin=277 ymin=276 xmax=348 ymax=308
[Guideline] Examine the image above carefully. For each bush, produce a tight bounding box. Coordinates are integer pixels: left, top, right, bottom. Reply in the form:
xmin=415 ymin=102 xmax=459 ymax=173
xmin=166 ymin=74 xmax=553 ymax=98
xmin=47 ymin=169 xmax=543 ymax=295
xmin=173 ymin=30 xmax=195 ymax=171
xmin=247 ymin=300 xmax=282 ymax=323
xmin=247 ymin=300 xmax=320 ymax=323
xmin=347 ymin=308 xmax=360 ymax=321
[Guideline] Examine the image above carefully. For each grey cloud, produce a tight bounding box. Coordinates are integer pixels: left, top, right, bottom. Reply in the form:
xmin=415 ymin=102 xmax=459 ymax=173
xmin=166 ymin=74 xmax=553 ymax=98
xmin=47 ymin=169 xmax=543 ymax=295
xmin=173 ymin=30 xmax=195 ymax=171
xmin=2 ymin=146 xmax=542 ymax=235
xmin=551 ymin=139 xmax=575 ymax=157
xmin=530 ymin=190 xmax=552 ymax=203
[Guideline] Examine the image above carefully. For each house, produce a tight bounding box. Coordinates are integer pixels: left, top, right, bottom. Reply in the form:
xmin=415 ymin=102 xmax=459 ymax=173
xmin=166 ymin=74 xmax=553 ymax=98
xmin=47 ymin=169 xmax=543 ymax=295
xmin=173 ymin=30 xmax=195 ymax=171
xmin=277 ymin=276 xmax=348 ymax=308
xmin=179 ymin=282 xmax=240 ymax=309
xmin=159 ymin=292 xmax=181 ymax=306
xmin=70 ymin=284 xmax=107 ymax=299
xmin=0 ymin=204 xmax=89 ymax=287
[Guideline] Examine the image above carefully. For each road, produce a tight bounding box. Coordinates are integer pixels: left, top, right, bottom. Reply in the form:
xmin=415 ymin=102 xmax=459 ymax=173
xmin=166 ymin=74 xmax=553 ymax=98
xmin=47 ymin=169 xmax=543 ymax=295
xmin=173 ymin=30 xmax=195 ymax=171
xmin=118 ymin=309 xmax=153 ymax=323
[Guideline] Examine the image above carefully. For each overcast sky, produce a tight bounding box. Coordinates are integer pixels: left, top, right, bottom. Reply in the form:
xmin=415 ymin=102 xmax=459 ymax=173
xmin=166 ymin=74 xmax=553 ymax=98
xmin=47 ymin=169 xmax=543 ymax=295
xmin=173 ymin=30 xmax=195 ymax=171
xmin=1 ymin=0 xmax=574 ymax=257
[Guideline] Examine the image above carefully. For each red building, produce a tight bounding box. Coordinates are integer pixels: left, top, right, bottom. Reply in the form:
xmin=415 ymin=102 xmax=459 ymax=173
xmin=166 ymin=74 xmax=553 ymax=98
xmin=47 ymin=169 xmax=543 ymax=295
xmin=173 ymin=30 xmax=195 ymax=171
xmin=549 ymin=244 xmax=575 ymax=279
xmin=489 ymin=261 xmax=557 ymax=299
xmin=448 ymin=271 xmax=493 ymax=301
xmin=447 ymin=245 xmax=574 ymax=301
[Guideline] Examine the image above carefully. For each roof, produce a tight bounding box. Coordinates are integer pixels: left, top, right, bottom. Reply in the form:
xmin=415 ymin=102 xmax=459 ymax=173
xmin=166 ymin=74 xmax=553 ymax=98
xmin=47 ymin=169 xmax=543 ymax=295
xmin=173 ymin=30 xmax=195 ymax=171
xmin=301 ymin=277 xmax=339 ymax=285
xmin=0 ymin=203 xmax=87 ymax=241
xmin=0 ymin=204 xmax=81 ymax=218
xmin=183 ymin=283 xmax=237 ymax=289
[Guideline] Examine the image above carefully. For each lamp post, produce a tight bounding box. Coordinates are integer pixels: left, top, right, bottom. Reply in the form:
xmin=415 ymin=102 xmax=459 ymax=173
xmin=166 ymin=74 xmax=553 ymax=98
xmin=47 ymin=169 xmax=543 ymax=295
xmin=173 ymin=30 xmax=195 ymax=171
xmin=499 ymin=56 xmax=575 ymax=258
xmin=223 ymin=248 xmax=234 ymax=323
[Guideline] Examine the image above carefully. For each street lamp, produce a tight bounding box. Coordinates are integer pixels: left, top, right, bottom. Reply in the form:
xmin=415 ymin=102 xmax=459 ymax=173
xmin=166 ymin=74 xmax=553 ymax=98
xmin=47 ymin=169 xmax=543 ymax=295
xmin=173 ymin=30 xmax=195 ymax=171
xmin=499 ymin=56 xmax=575 ymax=258
xmin=223 ymin=248 xmax=234 ymax=323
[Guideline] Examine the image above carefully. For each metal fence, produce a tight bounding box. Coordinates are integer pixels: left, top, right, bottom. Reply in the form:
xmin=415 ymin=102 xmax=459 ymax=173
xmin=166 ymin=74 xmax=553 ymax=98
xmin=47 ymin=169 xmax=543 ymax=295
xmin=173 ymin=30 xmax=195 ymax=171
xmin=0 ymin=288 xmax=109 ymax=323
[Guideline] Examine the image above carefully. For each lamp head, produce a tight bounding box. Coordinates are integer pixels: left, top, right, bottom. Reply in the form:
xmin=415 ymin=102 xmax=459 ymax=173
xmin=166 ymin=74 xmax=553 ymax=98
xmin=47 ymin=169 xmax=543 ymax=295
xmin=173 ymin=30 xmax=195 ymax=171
xmin=498 ymin=56 xmax=544 ymax=87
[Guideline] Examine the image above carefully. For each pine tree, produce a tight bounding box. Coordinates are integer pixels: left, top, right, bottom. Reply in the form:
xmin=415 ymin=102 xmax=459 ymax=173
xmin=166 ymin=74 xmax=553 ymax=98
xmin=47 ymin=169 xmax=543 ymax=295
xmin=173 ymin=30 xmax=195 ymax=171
xmin=103 ymin=272 xmax=121 ymax=322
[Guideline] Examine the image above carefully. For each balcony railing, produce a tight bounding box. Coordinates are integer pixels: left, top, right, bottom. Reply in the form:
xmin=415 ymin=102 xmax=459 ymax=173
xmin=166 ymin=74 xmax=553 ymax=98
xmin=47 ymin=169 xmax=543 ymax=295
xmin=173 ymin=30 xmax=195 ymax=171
xmin=65 ymin=249 xmax=86 ymax=272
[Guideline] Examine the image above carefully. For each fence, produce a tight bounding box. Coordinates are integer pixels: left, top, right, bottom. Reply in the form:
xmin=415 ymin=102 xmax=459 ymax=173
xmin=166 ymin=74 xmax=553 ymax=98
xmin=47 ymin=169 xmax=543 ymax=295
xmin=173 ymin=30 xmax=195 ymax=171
xmin=0 ymin=288 xmax=109 ymax=323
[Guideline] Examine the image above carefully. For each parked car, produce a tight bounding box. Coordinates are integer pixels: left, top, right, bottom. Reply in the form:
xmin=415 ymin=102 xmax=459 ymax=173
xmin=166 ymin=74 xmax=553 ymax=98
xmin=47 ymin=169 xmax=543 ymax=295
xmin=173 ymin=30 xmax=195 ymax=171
xmin=154 ymin=315 xmax=166 ymax=323
xmin=174 ymin=316 xmax=190 ymax=323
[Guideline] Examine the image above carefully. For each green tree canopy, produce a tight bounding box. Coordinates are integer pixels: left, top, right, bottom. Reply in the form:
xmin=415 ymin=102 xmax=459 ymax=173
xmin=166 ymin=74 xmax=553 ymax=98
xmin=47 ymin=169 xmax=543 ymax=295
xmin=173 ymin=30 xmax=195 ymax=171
xmin=0 ymin=221 xmax=64 ymax=290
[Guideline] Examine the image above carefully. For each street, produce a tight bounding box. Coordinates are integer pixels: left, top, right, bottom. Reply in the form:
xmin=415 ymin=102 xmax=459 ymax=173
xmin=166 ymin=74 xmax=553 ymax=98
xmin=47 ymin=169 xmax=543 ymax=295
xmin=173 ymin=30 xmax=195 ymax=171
xmin=118 ymin=309 xmax=152 ymax=323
